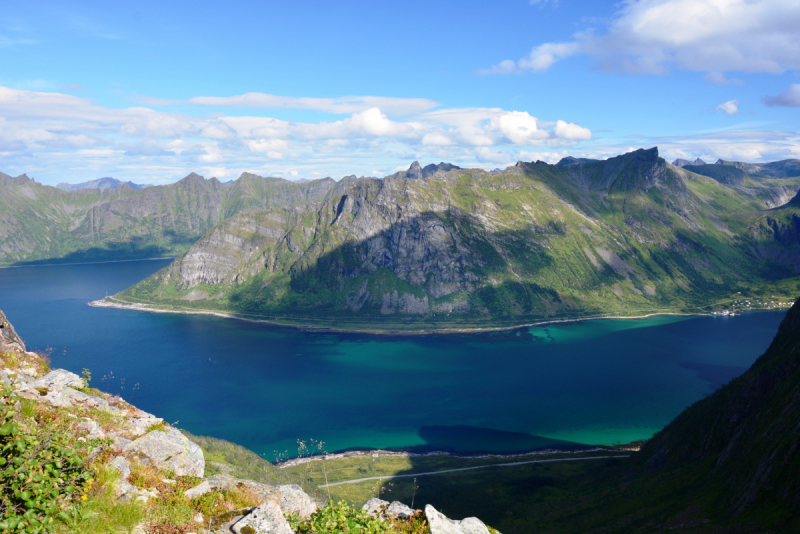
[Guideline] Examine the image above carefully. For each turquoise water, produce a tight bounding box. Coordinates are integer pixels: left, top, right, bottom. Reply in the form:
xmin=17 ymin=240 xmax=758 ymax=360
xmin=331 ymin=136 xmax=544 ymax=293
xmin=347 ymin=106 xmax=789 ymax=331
xmin=0 ymin=260 xmax=786 ymax=460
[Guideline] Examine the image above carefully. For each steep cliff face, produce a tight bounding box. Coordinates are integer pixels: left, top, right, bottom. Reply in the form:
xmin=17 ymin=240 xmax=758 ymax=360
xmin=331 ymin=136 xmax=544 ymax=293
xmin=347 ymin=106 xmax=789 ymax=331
xmin=115 ymin=148 xmax=800 ymax=328
xmin=625 ymin=297 xmax=800 ymax=530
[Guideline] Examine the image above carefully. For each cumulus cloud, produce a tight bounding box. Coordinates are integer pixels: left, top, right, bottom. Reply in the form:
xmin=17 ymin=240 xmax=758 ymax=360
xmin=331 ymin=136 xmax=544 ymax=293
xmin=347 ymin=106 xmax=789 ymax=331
xmin=480 ymin=0 xmax=800 ymax=77
xmin=763 ymin=84 xmax=800 ymax=107
xmin=554 ymin=120 xmax=592 ymax=140
xmin=0 ymin=86 xmax=596 ymax=184
xmin=716 ymin=99 xmax=741 ymax=115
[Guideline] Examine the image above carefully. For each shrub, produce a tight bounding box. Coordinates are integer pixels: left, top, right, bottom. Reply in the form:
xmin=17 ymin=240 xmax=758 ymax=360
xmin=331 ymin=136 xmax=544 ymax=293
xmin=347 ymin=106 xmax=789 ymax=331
xmin=288 ymin=500 xmax=394 ymax=534
xmin=0 ymin=388 xmax=99 ymax=533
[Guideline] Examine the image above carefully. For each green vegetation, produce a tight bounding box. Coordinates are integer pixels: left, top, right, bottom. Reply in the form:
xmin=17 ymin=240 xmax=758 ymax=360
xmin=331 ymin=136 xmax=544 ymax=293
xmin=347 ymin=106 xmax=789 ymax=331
xmin=111 ymin=149 xmax=800 ymax=331
xmin=288 ymin=500 xmax=427 ymax=534
xmin=0 ymin=388 xmax=101 ymax=533
xmin=0 ymin=171 xmax=337 ymax=267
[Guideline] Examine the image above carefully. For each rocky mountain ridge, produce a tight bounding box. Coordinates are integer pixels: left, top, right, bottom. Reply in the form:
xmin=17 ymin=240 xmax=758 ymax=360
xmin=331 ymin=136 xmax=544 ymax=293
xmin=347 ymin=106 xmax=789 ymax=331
xmin=110 ymin=147 xmax=800 ymax=329
xmin=56 ymin=177 xmax=150 ymax=191
xmin=0 ymin=171 xmax=337 ymax=266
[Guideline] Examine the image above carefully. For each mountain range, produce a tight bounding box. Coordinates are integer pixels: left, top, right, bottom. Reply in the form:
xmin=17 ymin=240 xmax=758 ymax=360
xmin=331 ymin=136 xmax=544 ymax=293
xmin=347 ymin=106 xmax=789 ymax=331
xmin=92 ymin=147 xmax=800 ymax=330
xmin=55 ymin=177 xmax=151 ymax=191
xmin=0 ymin=171 xmax=337 ymax=266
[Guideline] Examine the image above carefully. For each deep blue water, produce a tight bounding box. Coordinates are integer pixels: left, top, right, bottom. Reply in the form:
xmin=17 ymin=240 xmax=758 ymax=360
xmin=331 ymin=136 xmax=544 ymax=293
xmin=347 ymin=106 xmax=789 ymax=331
xmin=0 ymin=260 xmax=787 ymax=460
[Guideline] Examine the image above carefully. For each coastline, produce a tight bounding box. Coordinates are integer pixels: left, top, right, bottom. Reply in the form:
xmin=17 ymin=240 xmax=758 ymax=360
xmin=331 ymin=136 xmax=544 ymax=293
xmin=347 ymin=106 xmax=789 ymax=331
xmin=88 ymin=295 xmax=747 ymax=335
xmin=276 ymin=445 xmax=636 ymax=469
xmin=0 ymin=256 xmax=175 ymax=269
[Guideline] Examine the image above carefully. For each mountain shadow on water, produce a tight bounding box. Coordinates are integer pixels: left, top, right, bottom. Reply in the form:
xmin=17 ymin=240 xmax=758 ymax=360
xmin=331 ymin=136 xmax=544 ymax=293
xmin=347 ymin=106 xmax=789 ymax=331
xmin=414 ymin=425 xmax=586 ymax=454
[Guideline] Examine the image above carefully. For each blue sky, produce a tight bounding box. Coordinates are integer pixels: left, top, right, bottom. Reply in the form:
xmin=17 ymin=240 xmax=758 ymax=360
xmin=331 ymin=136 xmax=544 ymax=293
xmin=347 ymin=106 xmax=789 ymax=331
xmin=1 ymin=0 xmax=799 ymax=185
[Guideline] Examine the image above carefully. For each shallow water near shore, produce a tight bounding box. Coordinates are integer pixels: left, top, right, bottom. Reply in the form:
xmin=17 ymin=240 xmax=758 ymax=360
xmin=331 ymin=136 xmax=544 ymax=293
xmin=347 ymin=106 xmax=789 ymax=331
xmin=0 ymin=260 xmax=787 ymax=460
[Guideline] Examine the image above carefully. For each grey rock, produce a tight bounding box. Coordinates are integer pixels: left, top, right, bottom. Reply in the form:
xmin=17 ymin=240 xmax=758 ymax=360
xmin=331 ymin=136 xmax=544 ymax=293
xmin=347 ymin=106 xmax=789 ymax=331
xmin=12 ymin=372 xmax=35 ymax=384
xmin=362 ymin=497 xmax=390 ymax=519
xmin=425 ymin=505 xmax=490 ymax=534
xmin=136 ymin=487 xmax=159 ymax=503
xmin=123 ymin=416 xmax=164 ymax=438
xmin=128 ymin=427 xmax=204 ymax=477
xmin=203 ymin=475 xmax=316 ymax=518
xmin=232 ymin=499 xmax=293 ymax=534
xmin=276 ymin=484 xmax=317 ymax=519
xmin=114 ymin=479 xmax=137 ymax=501
xmin=76 ymin=419 xmax=105 ymax=439
xmin=363 ymin=498 xmax=416 ymax=521
xmin=386 ymin=501 xmax=416 ymax=519
xmin=109 ymin=456 xmax=131 ymax=480
xmin=108 ymin=433 xmax=134 ymax=452
xmin=27 ymin=369 xmax=84 ymax=390
xmin=185 ymin=480 xmax=212 ymax=499
xmin=0 ymin=309 xmax=25 ymax=352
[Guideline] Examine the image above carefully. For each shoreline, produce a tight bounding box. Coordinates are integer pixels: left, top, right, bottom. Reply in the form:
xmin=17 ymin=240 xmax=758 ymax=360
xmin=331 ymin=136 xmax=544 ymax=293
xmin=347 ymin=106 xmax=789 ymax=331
xmin=85 ymin=295 xmax=791 ymax=335
xmin=276 ymin=446 xmax=636 ymax=469
xmin=0 ymin=256 xmax=175 ymax=269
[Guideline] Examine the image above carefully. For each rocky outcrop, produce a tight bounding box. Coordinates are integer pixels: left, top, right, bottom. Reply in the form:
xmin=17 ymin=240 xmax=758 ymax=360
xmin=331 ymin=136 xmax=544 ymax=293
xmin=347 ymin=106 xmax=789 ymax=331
xmin=0 ymin=309 xmax=25 ymax=352
xmin=363 ymin=498 xmax=417 ymax=520
xmin=672 ymin=158 xmax=706 ymax=167
xmin=232 ymin=499 xmax=294 ymax=534
xmin=128 ymin=426 xmax=205 ymax=477
xmin=425 ymin=505 xmax=491 ymax=534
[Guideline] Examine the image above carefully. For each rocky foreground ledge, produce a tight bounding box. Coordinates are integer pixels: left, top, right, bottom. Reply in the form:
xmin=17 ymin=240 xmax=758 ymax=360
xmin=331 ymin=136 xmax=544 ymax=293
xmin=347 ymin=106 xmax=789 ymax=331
xmin=0 ymin=308 xmax=496 ymax=534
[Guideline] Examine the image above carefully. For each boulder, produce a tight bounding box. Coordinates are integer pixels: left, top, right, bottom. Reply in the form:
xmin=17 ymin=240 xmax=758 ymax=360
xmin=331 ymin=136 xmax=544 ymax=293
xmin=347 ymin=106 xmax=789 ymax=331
xmin=109 ymin=456 xmax=131 ymax=480
xmin=363 ymin=497 xmax=390 ymax=519
xmin=123 ymin=416 xmax=164 ymax=438
xmin=387 ymin=501 xmax=416 ymax=519
xmin=26 ymin=369 xmax=84 ymax=390
xmin=426 ymin=505 xmax=490 ymax=534
xmin=276 ymin=484 xmax=317 ymax=519
xmin=35 ymin=386 xmax=119 ymax=413
xmin=232 ymin=499 xmax=294 ymax=534
xmin=202 ymin=474 xmax=316 ymax=518
xmin=363 ymin=498 xmax=415 ymax=521
xmin=0 ymin=309 xmax=26 ymax=352
xmin=108 ymin=433 xmax=134 ymax=452
xmin=128 ymin=427 xmax=204 ymax=477
xmin=62 ymin=388 xmax=119 ymax=413
xmin=184 ymin=480 xmax=212 ymax=499
xmin=114 ymin=479 xmax=137 ymax=501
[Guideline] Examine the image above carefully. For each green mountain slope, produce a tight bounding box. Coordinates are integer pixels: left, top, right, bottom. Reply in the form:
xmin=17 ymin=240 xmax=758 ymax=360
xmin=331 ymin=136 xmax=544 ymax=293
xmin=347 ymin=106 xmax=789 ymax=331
xmin=0 ymin=172 xmax=336 ymax=266
xmin=489 ymin=297 xmax=800 ymax=533
xmin=630 ymin=295 xmax=800 ymax=531
xmin=111 ymin=148 xmax=800 ymax=330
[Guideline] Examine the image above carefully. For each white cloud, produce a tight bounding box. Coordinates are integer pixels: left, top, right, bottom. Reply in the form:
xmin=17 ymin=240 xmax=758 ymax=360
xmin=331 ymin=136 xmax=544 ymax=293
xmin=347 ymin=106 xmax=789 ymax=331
xmin=716 ymin=99 xmax=741 ymax=115
xmin=490 ymin=111 xmax=550 ymax=144
xmin=475 ymin=60 xmax=518 ymax=76
xmin=0 ymin=86 xmax=597 ymax=184
xmin=763 ymin=84 xmax=800 ymax=107
xmin=554 ymin=120 xmax=592 ymax=140
xmin=184 ymin=93 xmax=440 ymax=116
xmin=481 ymin=0 xmax=800 ymax=77
xmin=703 ymin=72 xmax=744 ymax=85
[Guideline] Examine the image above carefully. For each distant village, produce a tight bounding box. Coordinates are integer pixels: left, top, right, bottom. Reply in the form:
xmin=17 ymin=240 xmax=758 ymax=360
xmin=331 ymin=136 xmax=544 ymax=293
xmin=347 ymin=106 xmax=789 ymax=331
xmin=711 ymin=294 xmax=794 ymax=316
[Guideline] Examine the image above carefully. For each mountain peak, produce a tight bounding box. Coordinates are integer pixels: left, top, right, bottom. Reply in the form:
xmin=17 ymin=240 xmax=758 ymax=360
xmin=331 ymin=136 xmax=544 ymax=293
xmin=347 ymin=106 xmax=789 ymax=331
xmin=672 ymin=158 xmax=706 ymax=167
xmin=55 ymin=177 xmax=149 ymax=191
xmin=386 ymin=161 xmax=460 ymax=180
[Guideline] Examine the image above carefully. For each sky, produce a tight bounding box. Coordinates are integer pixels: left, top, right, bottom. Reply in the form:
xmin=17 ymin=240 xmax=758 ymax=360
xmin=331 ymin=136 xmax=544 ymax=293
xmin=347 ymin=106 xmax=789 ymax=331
xmin=1 ymin=0 xmax=799 ymax=185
